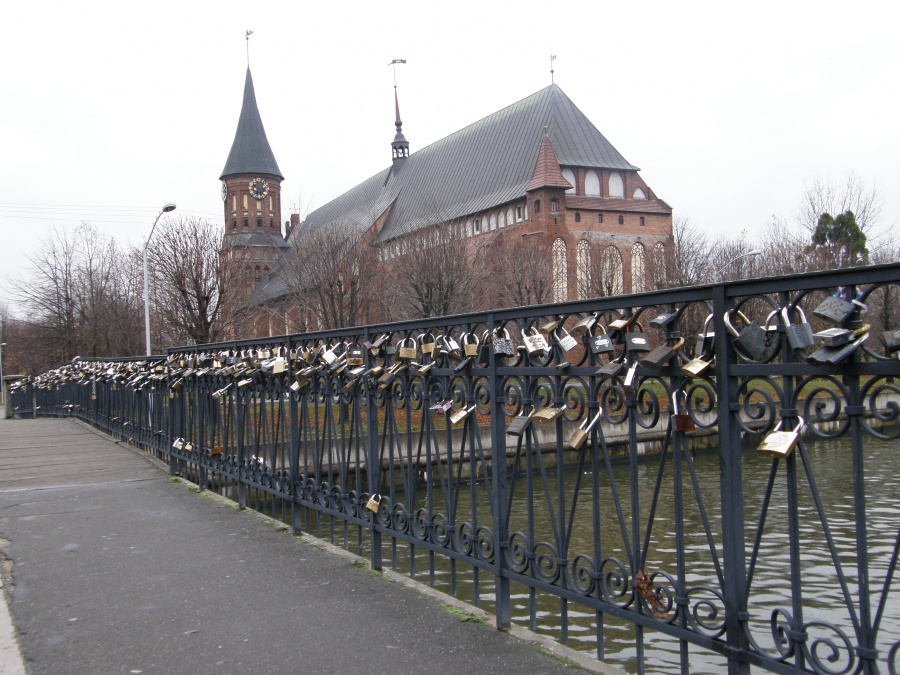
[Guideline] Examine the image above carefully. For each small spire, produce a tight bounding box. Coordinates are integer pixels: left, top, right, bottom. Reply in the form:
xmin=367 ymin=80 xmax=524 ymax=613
xmin=550 ymin=54 xmax=556 ymax=84
xmin=246 ymin=30 xmax=254 ymax=67
xmin=389 ymin=59 xmax=409 ymax=162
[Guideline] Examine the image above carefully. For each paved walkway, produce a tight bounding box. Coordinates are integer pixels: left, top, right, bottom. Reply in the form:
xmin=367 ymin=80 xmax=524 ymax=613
xmin=0 ymin=417 xmax=611 ymax=674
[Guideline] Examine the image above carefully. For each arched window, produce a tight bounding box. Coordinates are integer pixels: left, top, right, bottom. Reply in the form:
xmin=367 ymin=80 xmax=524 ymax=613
xmin=552 ymin=237 xmax=568 ymax=302
xmin=598 ymin=214 xmax=603 ymax=224
xmin=633 ymin=187 xmax=647 ymax=199
xmin=585 ymin=170 xmax=601 ymax=197
xmin=599 ymin=246 xmax=624 ymax=296
xmin=618 ymin=215 xmax=624 ymax=225
xmin=574 ymin=211 xmax=581 ymax=223
xmin=255 ymin=265 xmax=260 ymax=283
xmin=562 ymin=168 xmax=576 ymax=195
xmin=652 ymin=243 xmax=667 ymax=289
xmin=245 ymin=266 xmax=251 ymax=280
xmin=640 ymin=217 xmax=645 ymax=226
xmin=498 ymin=210 xmax=505 ymax=228
xmin=534 ymin=199 xmax=541 ymax=214
xmin=270 ymin=219 xmax=275 ymax=228
xmin=576 ymin=240 xmax=591 ymax=300
xmin=550 ymin=199 xmax=559 ymax=213
xmin=506 ymin=208 xmax=513 ymax=225
xmin=631 ymin=243 xmax=646 ymax=293
xmin=232 ymin=219 xmax=237 ymax=230
xmin=516 ymin=205 xmax=523 ymax=221
xmin=257 ymin=218 xmax=262 ymax=227
xmin=466 ymin=219 xmax=473 ymax=236
xmin=489 ymin=212 xmax=497 ymax=230
xmin=243 ymin=218 xmax=249 ymax=227
xmin=609 ymin=172 xmax=624 ymax=198
xmin=474 ymin=218 xmax=481 ymax=233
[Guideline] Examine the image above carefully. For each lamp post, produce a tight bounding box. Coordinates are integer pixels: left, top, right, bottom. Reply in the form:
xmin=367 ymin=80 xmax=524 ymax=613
xmin=714 ymin=249 xmax=762 ymax=282
xmin=0 ymin=340 xmax=6 ymax=409
xmin=143 ymin=203 xmax=177 ymax=355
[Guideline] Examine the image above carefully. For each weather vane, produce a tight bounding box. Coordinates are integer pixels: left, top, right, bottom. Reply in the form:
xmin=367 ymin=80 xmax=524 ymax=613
xmin=246 ymin=30 xmax=254 ymax=67
xmin=550 ymin=54 xmax=556 ymax=84
xmin=389 ymin=58 xmax=406 ymax=88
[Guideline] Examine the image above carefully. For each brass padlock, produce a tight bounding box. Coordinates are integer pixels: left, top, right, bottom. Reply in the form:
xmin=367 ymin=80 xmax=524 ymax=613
xmin=419 ymin=332 xmax=438 ymax=359
xmin=346 ymin=347 xmax=365 ymax=366
xmin=449 ymin=405 xmax=477 ymax=425
xmin=540 ymin=319 xmax=560 ymax=334
xmin=462 ymin=332 xmax=480 ymax=358
xmin=398 ymin=336 xmax=418 ymax=361
xmin=757 ymin=418 xmax=806 ymax=458
xmin=531 ymin=405 xmax=565 ymax=423
xmin=571 ymin=313 xmax=599 ymax=336
xmin=567 ymin=408 xmax=603 ymax=450
xmin=681 ymin=355 xmax=712 ymax=378
xmin=365 ymin=494 xmax=381 ymax=514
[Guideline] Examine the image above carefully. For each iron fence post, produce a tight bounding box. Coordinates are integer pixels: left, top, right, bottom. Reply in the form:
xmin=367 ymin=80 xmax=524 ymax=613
xmin=364 ymin=328 xmax=382 ymax=571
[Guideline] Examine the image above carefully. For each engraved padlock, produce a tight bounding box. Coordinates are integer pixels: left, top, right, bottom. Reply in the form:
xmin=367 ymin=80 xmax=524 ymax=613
xmin=521 ymin=327 xmax=549 ymax=357
xmin=398 ymin=336 xmax=418 ymax=361
xmin=624 ymin=323 xmax=651 ymax=353
xmin=589 ymin=324 xmax=616 ymax=356
xmin=813 ymin=292 xmax=858 ymax=325
xmin=757 ymin=418 xmax=806 ymax=458
xmin=567 ymin=408 xmax=604 ymax=450
xmin=365 ymin=494 xmax=382 ymax=514
xmin=491 ymin=328 xmax=516 ymax=357
xmin=554 ymin=327 xmax=578 ymax=352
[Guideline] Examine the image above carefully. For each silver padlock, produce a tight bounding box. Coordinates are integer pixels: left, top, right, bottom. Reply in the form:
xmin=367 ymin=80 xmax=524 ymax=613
xmin=781 ymin=306 xmax=817 ymax=351
xmin=554 ymin=327 xmax=578 ymax=352
xmin=521 ymin=328 xmax=549 ymax=357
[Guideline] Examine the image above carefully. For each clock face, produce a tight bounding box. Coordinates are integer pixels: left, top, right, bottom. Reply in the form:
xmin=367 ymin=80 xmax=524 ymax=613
xmin=249 ymin=177 xmax=269 ymax=200
xmin=221 ymin=181 xmax=227 ymax=202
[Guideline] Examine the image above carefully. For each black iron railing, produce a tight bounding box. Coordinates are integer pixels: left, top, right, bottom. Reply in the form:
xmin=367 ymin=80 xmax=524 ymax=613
xmin=11 ymin=262 xmax=900 ymax=675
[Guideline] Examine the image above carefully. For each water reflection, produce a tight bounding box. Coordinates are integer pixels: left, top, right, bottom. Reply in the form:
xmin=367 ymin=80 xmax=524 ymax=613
xmin=386 ymin=432 xmax=900 ymax=674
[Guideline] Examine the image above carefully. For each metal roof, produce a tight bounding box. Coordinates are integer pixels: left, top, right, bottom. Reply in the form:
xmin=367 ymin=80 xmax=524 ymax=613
xmin=228 ymin=231 xmax=291 ymax=249
xmin=220 ymin=69 xmax=283 ymax=180
xmin=300 ymin=84 xmax=639 ymax=243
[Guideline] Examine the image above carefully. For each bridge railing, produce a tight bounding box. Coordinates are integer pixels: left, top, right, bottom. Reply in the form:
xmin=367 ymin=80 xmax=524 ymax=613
xmin=12 ymin=262 xmax=900 ymax=675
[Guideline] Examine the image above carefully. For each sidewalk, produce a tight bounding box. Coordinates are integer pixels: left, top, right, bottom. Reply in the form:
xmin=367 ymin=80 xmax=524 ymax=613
xmin=0 ymin=417 xmax=605 ymax=674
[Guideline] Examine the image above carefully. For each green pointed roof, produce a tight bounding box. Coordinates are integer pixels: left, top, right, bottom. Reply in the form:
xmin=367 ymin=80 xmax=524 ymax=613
xmin=220 ymin=68 xmax=283 ymax=180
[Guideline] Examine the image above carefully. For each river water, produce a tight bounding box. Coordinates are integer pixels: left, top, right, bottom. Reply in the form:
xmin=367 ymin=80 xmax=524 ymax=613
xmin=380 ymin=432 xmax=900 ymax=674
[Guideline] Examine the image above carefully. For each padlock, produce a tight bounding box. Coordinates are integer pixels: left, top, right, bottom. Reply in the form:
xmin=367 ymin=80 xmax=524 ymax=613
xmin=781 ymin=306 xmax=817 ymax=351
xmin=321 ymin=344 xmax=340 ymax=365
xmin=554 ymin=327 xmax=578 ymax=352
xmin=571 ymin=313 xmax=599 ymax=336
xmin=398 ymin=336 xmax=418 ymax=361
xmin=377 ymin=363 xmax=407 ymax=390
xmin=491 ymin=328 xmax=516 ymax=357
xmin=813 ymin=292 xmax=857 ymax=325
xmin=419 ymin=332 xmax=439 ymax=359
xmin=462 ymin=333 xmax=480 ymax=358
xmin=531 ymin=405 xmax=566 ymax=423
xmin=649 ymin=312 xmax=676 ymax=329
xmin=882 ymin=328 xmax=900 ymax=354
xmin=807 ymin=332 xmax=868 ymax=366
xmin=623 ymin=361 xmax=639 ymax=388
xmin=539 ymin=319 xmax=560 ymax=334
xmin=757 ymin=418 xmax=806 ymax=458
xmin=172 ymin=437 xmax=185 ymax=450
xmin=170 ymin=378 xmax=184 ymax=392
xmin=441 ymin=334 xmax=463 ymax=361
xmin=597 ymin=356 xmax=625 ymax=377
xmin=681 ymin=354 xmax=712 ymax=378
xmin=365 ymin=494 xmax=382 ymax=514
xmin=521 ymin=328 xmax=549 ymax=357
xmin=346 ymin=347 xmax=365 ymax=367
xmin=430 ymin=400 xmax=453 ymax=413
xmin=449 ymin=405 xmax=477 ymax=425
xmin=695 ymin=314 xmax=715 ymax=360
xmin=184 ymin=442 xmax=194 ymax=453
xmin=341 ymin=367 xmax=366 ymax=392
xmin=671 ymin=391 xmax=695 ymax=432
xmin=724 ymin=310 xmax=767 ymax=360
xmin=589 ymin=324 xmax=616 ymax=355
xmin=567 ymin=408 xmax=604 ymax=450
xmin=506 ymin=413 xmax=532 ymax=437
xmin=641 ymin=338 xmax=685 ymax=368
xmin=624 ymin=323 xmax=651 ymax=353
xmin=212 ymin=383 xmax=233 ymax=399
xmin=453 ymin=355 xmax=474 ymax=373
xmin=815 ymin=327 xmax=854 ymax=348
xmin=258 ymin=348 xmax=271 ymax=360
xmin=415 ymin=362 xmax=433 ymax=377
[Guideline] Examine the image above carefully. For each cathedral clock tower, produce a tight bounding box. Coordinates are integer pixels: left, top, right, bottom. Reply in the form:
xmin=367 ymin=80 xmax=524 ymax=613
xmin=220 ymin=67 xmax=289 ymax=337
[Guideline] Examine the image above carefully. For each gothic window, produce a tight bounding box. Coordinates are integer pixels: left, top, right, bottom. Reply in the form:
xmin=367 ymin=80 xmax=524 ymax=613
xmin=609 ymin=172 xmax=624 ymax=198
xmin=257 ymin=218 xmax=262 ymax=227
xmin=255 ymin=265 xmax=260 ymax=283
xmin=562 ymin=168 xmax=576 ymax=195
xmin=652 ymin=243 xmax=667 ymax=289
xmin=618 ymin=215 xmax=624 ymax=225
xmin=585 ymin=170 xmax=601 ymax=197
xmin=552 ymin=237 xmax=568 ymax=303
xmin=575 ymin=211 xmax=581 ymax=223
xmin=243 ymin=194 xmax=248 ymax=210
xmin=232 ymin=195 xmax=237 ymax=212
xmin=640 ymin=217 xmax=645 ymax=226
xmin=598 ymin=214 xmax=603 ymax=224
xmin=499 ymin=210 xmax=506 ymax=228
xmin=516 ymin=205 xmax=523 ymax=221
xmin=245 ymin=266 xmax=251 ymax=280
xmin=576 ymin=240 xmax=591 ymax=300
xmin=534 ymin=199 xmax=541 ymax=214
xmin=489 ymin=212 xmax=497 ymax=230
xmin=466 ymin=219 xmax=473 ymax=236
xmin=599 ymin=246 xmax=624 ymax=296
xmin=550 ymin=199 xmax=559 ymax=213
xmin=631 ymin=243 xmax=646 ymax=293
xmin=243 ymin=218 xmax=249 ymax=227
xmin=634 ymin=187 xmax=647 ymax=199
xmin=232 ymin=219 xmax=236 ymax=230
xmin=474 ymin=218 xmax=481 ymax=233
xmin=506 ymin=208 xmax=513 ymax=225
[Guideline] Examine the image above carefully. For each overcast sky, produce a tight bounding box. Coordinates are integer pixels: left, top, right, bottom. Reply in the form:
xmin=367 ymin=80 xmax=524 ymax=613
xmin=2 ymin=0 xmax=897 ymax=309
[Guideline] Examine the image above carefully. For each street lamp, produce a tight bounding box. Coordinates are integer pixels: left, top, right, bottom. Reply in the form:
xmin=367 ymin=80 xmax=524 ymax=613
xmin=143 ymin=203 xmax=176 ymax=355
xmin=0 ymin=339 xmax=6 ymax=410
xmin=714 ymin=249 xmax=762 ymax=282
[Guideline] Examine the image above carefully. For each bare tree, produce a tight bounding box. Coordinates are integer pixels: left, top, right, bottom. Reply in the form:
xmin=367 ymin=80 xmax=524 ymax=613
xmin=488 ymin=232 xmax=553 ymax=308
xmin=147 ymin=217 xmax=227 ymax=345
xmin=281 ymin=222 xmax=381 ymax=329
xmin=797 ymin=171 xmax=882 ymax=236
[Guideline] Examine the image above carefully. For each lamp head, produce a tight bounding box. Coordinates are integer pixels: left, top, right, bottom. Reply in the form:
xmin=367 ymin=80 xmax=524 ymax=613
xmin=162 ymin=203 xmax=177 ymax=213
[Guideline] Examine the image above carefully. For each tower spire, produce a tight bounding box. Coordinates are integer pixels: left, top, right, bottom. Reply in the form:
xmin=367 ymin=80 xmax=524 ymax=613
xmin=389 ymin=59 xmax=409 ymax=162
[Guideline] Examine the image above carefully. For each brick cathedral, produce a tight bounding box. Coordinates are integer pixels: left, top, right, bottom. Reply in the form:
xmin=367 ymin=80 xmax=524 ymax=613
xmin=220 ymin=68 xmax=673 ymax=338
